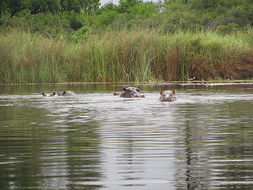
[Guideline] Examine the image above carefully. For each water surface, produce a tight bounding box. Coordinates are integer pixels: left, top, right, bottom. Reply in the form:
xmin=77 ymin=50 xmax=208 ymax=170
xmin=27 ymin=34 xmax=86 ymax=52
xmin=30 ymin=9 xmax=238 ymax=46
xmin=0 ymin=83 xmax=253 ymax=189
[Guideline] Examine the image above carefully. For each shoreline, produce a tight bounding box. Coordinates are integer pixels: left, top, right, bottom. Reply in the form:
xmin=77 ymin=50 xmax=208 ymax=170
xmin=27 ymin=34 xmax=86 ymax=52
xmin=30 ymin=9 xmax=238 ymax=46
xmin=1 ymin=80 xmax=253 ymax=86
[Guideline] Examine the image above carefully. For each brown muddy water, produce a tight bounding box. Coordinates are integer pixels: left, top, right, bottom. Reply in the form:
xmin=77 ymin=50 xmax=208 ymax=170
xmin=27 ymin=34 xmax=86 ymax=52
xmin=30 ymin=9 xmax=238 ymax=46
xmin=0 ymin=83 xmax=253 ymax=190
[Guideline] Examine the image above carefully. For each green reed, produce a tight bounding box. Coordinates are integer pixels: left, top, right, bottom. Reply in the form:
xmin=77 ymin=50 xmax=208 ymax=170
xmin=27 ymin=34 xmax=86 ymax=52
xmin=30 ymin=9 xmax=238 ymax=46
xmin=0 ymin=29 xmax=252 ymax=84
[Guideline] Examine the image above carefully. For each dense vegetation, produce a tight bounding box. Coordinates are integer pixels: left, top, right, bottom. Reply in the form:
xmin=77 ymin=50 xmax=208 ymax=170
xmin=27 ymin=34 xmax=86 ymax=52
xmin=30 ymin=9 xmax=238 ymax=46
xmin=0 ymin=0 xmax=253 ymax=83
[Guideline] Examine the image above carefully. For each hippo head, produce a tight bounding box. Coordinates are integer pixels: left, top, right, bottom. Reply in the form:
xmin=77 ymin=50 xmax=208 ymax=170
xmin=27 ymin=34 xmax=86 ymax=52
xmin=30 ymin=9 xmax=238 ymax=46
xmin=62 ymin=91 xmax=75 ymax=96
xmin=159 ymin=90 xmax=176 ymax=102
xmin=120 ymin=87 xmax=145 ymax=98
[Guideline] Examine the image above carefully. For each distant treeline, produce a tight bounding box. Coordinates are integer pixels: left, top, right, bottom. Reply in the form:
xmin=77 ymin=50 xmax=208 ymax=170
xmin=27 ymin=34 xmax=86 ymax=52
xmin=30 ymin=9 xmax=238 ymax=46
xmin=1 ymin=0 xmax=253 ymax=38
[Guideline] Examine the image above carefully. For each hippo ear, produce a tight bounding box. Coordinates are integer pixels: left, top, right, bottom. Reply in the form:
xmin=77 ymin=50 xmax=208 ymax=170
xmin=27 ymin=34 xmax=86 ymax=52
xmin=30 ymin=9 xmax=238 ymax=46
xmin=63 ymin=91 xmax=66 ymax=94
xmin=172 ymin=90 xmax=176 ymax=95
xmin=42 ymin=92 xmax=45 ymax=96
xmin=53 ymin=92 xmax=56 ymax=95
xmin=123 ymin=88 xmax=126 ymax=91
xmin=136 ymin=87 xmax=140 ymax=92
xmin=160 ymin=91 xmax=163 ymax=95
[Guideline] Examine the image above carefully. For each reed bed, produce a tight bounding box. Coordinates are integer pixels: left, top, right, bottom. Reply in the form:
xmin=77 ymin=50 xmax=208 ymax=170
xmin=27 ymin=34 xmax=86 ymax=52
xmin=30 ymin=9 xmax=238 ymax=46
xmin=0 ymin=30 xmax=252 ymax=84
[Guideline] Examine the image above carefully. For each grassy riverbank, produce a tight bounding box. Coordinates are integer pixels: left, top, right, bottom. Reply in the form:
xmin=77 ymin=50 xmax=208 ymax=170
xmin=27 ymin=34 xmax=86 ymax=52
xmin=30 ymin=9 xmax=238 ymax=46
xmin=0 ymin=30 xmax=253 ymax=84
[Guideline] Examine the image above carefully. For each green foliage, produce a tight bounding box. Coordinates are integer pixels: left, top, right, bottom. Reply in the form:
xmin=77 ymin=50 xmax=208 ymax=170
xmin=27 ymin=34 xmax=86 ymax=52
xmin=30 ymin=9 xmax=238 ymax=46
xmin=1 ymin=0 xmax=253 ymax=35
xmin=162 ymin=0 xmax=253 ymax=32
xmin=191 ymin=0 xmax=219 ymax=9
xmin=161 ymin=8 xmax=202 ymax=33
xmin=0 ymin=0 xmax=100 ymax=17
xmin=5 ymin=0 xmax=23 ymax=17
xmin=68 ymin=13 xmax=84 ymax=30
xmin=118 ymin=0 xmax=141 ymax=13
xmin=25 ymin=0 xmax=61 ymax=14
xmin=71 ymin=25 xmax=91 ymax=41
xmin=60 ymin=0 xmax=99 ymax=12
xmin=129 ymin=2 xmax=157 ymax=18
xmin=27 ymin=13 xmax=71 ymax=38
xmin=96 ymin=9 xmax=118 ymax=27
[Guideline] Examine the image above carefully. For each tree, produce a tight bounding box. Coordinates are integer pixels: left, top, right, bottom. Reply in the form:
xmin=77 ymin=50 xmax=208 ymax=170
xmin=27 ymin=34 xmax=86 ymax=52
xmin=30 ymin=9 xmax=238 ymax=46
xmin=7 ymin=0 xmax=24 ymax=17
xmin=129 ymin=2 xmax=157 ymax=18
xmin=26 ymin=0 xmax=61 ymax=14
xmin=80 ymin=0 xmax=99 ymax=11
xmin=0 ymin=0 xmax=100 ymax=17
xmin=60 ymin=0 xmax=99 ymax=12
xmin=118 ymin=0 xmax=141 ymax=13
xmin=60 ymin=0 xmax=81 ymax=12
xmin=191 ymin=0 xmax=219 ymax=9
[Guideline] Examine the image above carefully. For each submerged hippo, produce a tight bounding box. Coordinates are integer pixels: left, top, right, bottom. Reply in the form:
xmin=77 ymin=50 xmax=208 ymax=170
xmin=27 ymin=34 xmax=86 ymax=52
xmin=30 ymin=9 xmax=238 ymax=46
xmin=57 ymin=91 xmax=76 ymax=96
xmin=159 ymin=90 xmax=176 ymax=102
xmin=42 ymin=92 xmax=56 ymax=97
xmin=42 ymin=91 xmax=75 ymax=97
xmin=114 ymin=87 xmax=145 ymax=98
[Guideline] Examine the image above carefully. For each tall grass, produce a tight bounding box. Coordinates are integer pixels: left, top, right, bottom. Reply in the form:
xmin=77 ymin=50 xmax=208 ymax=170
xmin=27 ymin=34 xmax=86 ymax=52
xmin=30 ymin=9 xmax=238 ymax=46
xmin=0 ymin=29 xmax=252 ymax=84
xmin=0 ymin=32 xmax=64 ymax=83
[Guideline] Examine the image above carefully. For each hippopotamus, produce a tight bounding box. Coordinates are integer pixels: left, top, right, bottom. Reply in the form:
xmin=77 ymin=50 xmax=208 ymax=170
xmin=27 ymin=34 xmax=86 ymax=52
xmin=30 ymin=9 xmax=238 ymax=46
xmin=159 ymin=90 xmax=176 ymax=102
xmin=57 ymin=91 xmax=76 ymax=96
xmin=42 ymin=92 xmax=56 ymax=97
xmin=42 ymin=91 xmax=75 ymax=97
xmin=114 ymin=87 xmax=145 ymax=98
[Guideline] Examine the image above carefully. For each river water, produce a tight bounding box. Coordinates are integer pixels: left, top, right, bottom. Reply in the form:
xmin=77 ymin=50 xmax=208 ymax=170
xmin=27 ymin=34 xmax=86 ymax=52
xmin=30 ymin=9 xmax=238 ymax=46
xmin=0 ymin=83 xmax=253 ymax=190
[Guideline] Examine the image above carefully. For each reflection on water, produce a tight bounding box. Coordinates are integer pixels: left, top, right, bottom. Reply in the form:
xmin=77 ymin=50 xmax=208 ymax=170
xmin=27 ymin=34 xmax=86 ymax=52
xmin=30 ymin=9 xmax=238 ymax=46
xmin=0 ymin=84 xmax=253 ymax=190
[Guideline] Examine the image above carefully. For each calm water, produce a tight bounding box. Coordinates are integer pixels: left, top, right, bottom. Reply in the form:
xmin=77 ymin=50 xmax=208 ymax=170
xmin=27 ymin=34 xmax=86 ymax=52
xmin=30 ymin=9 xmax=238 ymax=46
xmin=0 ymin=83 xmax=253 ymax=190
